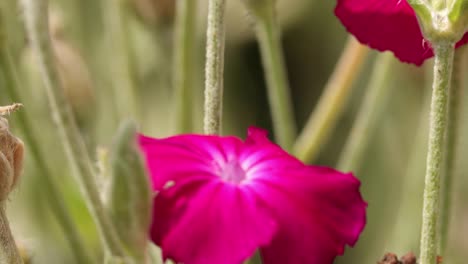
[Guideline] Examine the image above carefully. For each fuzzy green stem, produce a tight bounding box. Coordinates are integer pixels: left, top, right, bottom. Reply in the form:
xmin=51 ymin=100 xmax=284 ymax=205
xmin=419 ymin=42 xmax=454 ymax=264
xmin=0 ymin=44 xmax=93 ymax=263
xmin=0 ymin=205 xmax=22 ymax=264
xmin=438 ymin=46 xmax=465 ymax=255
xmin=249 ymin=2 xmax=296 ymax=150
xmin=102 ymin=0 xmax=139 ymax=121
xmin=338 ymin=53 xmax=394 ymax=171
xmin=293 ymin=37 xmax=368 ymax=162
xmin=173 ymin=0 xmax=197 ymax=133
xmin=20 ymin=0 xmax=126 ymax=257
xmin=204 ymin=0 xmax=226 ymax=135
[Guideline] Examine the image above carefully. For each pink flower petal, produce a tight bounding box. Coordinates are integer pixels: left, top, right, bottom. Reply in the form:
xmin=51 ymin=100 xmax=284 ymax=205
xmin=139 ymin=127 xmax=367 ymax=264
xmin=138 ymin=134 xmax=242 ymax=189
xmin=334 ymin=0 xmax=468 ymax=65
xmin=151 ymin=180 xmax=277 ymax=264
xmin=251 ymin=167 xmax=367 ymax=263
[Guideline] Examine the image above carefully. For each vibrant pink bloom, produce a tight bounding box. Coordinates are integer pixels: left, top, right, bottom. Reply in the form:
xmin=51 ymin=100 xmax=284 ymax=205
xmin=335 ymin=0 xmax=468 ymax=65
xmin=138 ymin=127 xmax=367 ymax=264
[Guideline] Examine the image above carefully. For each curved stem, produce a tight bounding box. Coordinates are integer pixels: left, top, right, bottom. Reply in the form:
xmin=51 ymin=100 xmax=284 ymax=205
xmin=20 ymin=0 xmax=126 ymax=257
xmin=0 ymin=205 xmax=22 ymax=264
xmin=0 ymin=45 xmax=93 ymax=263
xmin=293 ymin=37 xmax=368 ymax=162
xmin=338 ymin=53 xmax=394 ymax=171
xmin=439 ymin=46 xmax=465 ymax=255
xmin=249 ymin=1 xmax=296 ymax=150
xmin=419 ymin=42 xmax=454 ymax=264
xmin=173 ymin=0 xmax=197 ymax=133
xmin=203 ymin=0 xmax=226 ymax=135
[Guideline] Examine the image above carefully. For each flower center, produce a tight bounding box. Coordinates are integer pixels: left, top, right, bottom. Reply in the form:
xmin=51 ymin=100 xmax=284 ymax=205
xmin=220 ymin=159 xmax=247 ymax=184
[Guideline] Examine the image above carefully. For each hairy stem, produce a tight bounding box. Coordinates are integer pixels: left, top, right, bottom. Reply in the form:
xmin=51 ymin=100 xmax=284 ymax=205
xmin=419 ymin=42 xmax=454 ymax=264
xmin=20 ymin=0 xmax=126 ymax=257
xmin=293 ymin=37 xmax=368 ymax=162
xmin=438 ymin=46 xmax=465 ymax=255
xmin=0 ymin=43 xmax=93 ymax=263
xmin=204 ymin=0 xmax=226 ymax=135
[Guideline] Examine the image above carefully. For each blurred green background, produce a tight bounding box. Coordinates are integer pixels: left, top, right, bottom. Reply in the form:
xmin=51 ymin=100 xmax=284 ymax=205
xmin=1 ymin=0 xmax=468 ymax=263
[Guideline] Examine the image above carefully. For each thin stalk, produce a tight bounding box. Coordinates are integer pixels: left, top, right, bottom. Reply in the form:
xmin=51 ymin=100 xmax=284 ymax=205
xmin=173 ymin=0 xmax=197 ymax=133
xmin=419 ymin=42 xmax=454 ymax=264
xmin=102 ymin=0 xmax=139 ymax=121
xmin=0 ymin=205 xmax=22 ymax=264
xmin=204 ymin=0 xmax=226 ymax=135
xmin=249 ymin=2 xmax=296 ymax=150
xmin=20 ymin=0 xmax=126 ymax=257
xmin=293 ymin=37 xmax=368 ymax=162
xmin=73 ymin=0 xmax=100 ymax=59
xmin=338 ymin=53 xmax=394 ymax=171
xmin=0 ymin=46 xmax=93 ymax=263
xmin=439 ymin=47 xmax=465 ymax=255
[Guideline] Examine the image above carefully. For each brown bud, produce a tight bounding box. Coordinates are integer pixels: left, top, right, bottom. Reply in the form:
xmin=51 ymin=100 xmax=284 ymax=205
xmin=52 ymin=36 xmax=96 ymax=126
xmin=22 ymin=10 xmax=95 ymax=127
xmin=131 ymin=0 xmax=175 ymax=26
xmin=378 ymin=252 xmax=417 ymax=264
xmin=378 ymin=253 xmax=399 ymax=264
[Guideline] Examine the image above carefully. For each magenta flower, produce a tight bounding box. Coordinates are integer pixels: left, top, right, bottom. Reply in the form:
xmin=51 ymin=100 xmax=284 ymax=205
xmin=335 ymin=0 xmax=468 ymax=65
xmin=138 ymin=127 xmax=367 ymax=264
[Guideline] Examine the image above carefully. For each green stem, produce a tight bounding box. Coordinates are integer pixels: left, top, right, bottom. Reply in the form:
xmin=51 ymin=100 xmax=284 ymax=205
xmin=20 ymin=0 xmax=126 ymax=257
xmin=102 ymin=0 xmax=139 ymax=121
xmin=0 ymin=45 xmax=93 ymax=263
xmin=248 ymin=1 xmax=296 ymax=150
xmin=73 ymin=0 xmax=100 ymax=59
xmin=204 ymin=0 xmax=226 ymax=135
xmin=173 ymin=0 xmax=197 ymax=133
xmin=419 ymin=42 xmax=454 ymax=264
xmin=0 ymin=205 xmax=22 ymax=264
xmin=293 ymin=37 xmax=368 ymax=162
xmin=439 ymin=46 xmax=465 ymax=255
xmin=338 ymin=53 xmax=394 ymax=171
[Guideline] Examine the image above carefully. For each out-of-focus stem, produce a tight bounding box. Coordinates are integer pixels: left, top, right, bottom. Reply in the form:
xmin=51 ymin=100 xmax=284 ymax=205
xmin=102 ymin=0 xmax=139 ymax=121
xmin=338 ymin=53 xmax=394 ymax=171
xmin=20 ymin=0 xmax=126 ymax=257
xmin=386 ymin=85 xmax=430 ymax=253
xmin=246 ymin=0 xmax=296 ymax=150
xmin=0 ymin=44 xmax=93 ymax=263
xmin=204 ymin=0 xmax=226 ymax=135
xmin=439 ymin=46 xmax=465 ymax=255
xmin=293 ymin=37 xmax=368 ymax=162
xmin=173 ymin=0 xmax=197 ymax=133
xmin=419 ymin=42 xmax=454 ymax=264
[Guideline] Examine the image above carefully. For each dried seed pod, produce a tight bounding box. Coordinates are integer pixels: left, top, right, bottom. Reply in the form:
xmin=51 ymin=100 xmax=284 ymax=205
xmin=0 ymin=116 xmax=24 ymax=201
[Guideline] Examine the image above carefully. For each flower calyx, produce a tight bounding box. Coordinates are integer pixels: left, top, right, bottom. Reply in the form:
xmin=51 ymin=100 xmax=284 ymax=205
xmin=103 ymin=120 xmax=152 ymax=261
xmin=408 ymin=0 xmax=468 ymax=43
